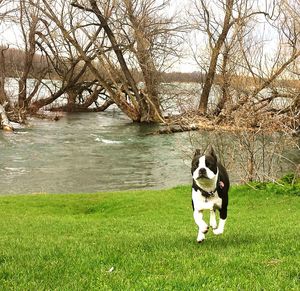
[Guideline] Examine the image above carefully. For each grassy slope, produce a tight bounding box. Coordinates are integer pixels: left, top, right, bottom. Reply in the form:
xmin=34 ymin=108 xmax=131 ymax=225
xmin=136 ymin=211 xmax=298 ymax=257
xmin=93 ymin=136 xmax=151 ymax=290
xmin=0 ymin=184 xmax=299 ymax=290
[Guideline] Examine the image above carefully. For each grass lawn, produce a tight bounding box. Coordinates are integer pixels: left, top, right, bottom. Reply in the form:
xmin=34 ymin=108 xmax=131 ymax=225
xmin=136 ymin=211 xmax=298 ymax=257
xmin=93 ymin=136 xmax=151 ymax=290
xmin=0 ymin=182 xmax=299 ymax=290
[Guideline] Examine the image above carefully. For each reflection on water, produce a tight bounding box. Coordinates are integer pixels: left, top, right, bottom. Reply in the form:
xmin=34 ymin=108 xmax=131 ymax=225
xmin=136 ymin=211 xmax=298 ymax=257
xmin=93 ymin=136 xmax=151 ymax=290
xmin=0 ymin=111 xmax=191 ymax=195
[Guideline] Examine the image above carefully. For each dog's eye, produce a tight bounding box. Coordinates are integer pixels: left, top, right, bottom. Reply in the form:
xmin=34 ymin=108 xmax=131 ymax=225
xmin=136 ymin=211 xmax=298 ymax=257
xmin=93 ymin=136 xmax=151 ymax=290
xmin=206 ymin=160 xmax=212 ymax=168
xmin=192 ymin=160 xmax=199 ymax=171
xmin=205 ymin=157 xmax=218 ymax=173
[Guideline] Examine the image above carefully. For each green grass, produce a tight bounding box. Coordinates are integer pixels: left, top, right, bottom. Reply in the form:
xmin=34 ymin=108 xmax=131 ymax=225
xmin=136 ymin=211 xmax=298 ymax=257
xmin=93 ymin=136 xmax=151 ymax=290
xmin=0 ymin=183 xmax=299 ymax=290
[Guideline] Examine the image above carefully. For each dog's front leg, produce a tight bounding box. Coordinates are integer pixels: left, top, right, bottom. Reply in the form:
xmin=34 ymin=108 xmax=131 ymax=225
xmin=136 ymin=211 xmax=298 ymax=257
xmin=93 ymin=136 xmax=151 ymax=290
xmin=193 ymin=210 xmax=208 ymax=242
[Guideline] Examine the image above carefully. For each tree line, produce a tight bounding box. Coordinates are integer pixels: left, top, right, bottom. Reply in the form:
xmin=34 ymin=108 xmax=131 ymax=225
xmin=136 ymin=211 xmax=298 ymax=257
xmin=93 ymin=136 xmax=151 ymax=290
xmin=0 ymin=46 xmax=207 ymax=83
xmin=0 ymin=0 xmax=299 ymax=133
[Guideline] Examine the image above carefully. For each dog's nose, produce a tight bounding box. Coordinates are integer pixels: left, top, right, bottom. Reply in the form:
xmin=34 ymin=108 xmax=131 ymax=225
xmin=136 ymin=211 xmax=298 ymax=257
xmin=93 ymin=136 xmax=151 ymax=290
xmin=199 ymin=168 xmax=206 ymax=175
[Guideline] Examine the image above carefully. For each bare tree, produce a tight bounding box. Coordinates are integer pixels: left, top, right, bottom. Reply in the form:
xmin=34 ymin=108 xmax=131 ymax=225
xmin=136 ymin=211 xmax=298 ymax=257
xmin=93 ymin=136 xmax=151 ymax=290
xmin=188 ymin=0 xmax=271 ymax=115
xmin=17 ymin=0 xmax=44 ymax=113
xmin=121 ymin=0 xmax=181 ymax=121
xmin=186 ymin=0 xmax=299 ymax=134
xmin=29 ymin=1 xmax=111 ymax=113
xmin=29 ymin=0 xmax=136 ymax=119
xmin=222 ymin=0 xmax=300 ymax=132
xmin=197 ymin=0 xmax=234 ymax=114
xmin=0 ymin=0 xmax=17 ymax=129
xmin=69 ymin=0 xmax=179 ymax=122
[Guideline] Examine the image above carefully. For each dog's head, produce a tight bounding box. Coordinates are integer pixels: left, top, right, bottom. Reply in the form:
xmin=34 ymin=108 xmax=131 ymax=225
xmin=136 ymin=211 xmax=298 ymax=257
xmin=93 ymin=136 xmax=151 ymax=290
xmin=191 ymin=146 xmax=219 ymax=189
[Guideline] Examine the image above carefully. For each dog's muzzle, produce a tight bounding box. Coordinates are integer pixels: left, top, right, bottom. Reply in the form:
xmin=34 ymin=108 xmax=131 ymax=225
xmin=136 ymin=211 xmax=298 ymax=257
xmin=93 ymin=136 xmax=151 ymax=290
xmin=197 ymin=168 xmax=208 ymax=179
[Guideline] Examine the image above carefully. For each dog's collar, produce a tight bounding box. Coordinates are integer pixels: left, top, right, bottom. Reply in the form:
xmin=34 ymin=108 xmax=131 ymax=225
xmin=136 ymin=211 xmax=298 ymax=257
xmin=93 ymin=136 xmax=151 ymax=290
xmin=194 ymin=178 xmax=225 ymax=198
xmin=199 ymin=187 xmax=217 ymax=198
xmin=193 ymin=180 xmax=217 ymax=198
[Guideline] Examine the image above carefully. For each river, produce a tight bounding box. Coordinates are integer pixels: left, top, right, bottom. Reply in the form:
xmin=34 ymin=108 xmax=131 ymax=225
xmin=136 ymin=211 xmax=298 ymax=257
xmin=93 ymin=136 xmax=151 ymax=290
xmin=0 ymin=110 xmax=299 ymax=195
xmin=0 ymin=111 xmax=192 ymax=195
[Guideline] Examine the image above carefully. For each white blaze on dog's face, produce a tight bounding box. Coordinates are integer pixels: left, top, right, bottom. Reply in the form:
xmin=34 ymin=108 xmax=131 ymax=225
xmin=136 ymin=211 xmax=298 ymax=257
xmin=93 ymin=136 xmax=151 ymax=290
xmin=192 ymin=148 xmax=219 ymax=191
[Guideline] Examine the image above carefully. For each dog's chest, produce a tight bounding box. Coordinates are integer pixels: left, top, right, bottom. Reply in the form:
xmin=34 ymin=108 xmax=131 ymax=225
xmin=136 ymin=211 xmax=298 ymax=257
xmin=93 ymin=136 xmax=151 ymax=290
xmin=192 ymin=189 xmax=222 ymax=211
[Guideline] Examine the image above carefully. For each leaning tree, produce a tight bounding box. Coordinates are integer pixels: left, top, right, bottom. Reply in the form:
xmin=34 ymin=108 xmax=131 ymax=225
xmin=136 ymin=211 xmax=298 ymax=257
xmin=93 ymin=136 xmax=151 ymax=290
xmin=34 ymin=0 xmax=179 ymax=123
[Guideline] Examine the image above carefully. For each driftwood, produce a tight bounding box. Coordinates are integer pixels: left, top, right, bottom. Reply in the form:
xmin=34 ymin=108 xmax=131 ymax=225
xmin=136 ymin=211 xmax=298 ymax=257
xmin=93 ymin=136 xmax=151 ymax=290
xmin=0 ymin=104 xmax=14 ymax=131
xmin=151 ymin=123 xmax=200 ymax=135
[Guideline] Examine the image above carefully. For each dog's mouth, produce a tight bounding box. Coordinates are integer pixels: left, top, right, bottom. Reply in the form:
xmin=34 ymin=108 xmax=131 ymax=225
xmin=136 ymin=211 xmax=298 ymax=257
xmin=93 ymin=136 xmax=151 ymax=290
xmin=197 ymin=174 xmax=209 ymax=180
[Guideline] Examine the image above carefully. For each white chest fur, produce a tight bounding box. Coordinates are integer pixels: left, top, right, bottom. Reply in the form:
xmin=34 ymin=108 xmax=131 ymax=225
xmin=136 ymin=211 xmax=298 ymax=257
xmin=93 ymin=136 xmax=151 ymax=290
xmin=192 ymin=188 xmax=222 ymax=211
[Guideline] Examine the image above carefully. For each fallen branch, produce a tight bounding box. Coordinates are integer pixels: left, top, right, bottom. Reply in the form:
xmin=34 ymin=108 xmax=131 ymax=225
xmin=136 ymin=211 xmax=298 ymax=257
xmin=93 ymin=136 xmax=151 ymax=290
xmin=150 ymin=123 xmax=200 ymax=135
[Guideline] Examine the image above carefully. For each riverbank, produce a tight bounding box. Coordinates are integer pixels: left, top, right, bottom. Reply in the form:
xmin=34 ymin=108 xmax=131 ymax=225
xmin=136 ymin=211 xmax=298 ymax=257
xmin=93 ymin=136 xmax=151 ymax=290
xmin=159 ymin=112 xmax=300 ymax=136
xmin=0 ymin=182 xmax=299 ymax=290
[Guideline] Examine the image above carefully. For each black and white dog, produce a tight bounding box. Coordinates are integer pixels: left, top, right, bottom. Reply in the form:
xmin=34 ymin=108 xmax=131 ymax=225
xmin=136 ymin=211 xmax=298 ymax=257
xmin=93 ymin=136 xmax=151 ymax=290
xmin=191 ymin=146 xmax=230 ymax=243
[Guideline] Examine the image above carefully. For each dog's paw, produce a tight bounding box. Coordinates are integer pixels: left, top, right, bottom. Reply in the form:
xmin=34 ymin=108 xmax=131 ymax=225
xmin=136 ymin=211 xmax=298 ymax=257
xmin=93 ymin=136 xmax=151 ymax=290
xmin=199 ymin=222 xmax=209 ymax=234
xmin=210 ymin=221 xmax=217 ymax=229
xmin=197 ymin=231 xmax=205 ymax=243
xmin=201 ymin=225 xmax=209 ymax=234
xmin=213 ymin=228 xmax=224 ymax=235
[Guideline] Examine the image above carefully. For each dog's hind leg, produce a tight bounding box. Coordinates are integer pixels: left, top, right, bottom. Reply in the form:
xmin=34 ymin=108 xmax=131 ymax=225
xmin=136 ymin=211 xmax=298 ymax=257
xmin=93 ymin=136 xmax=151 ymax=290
xmin=213 ymin=208 xmax=227 ymax=235
xmin=209 ymin=210 xmax=217 ymax=229
xmin=213 ymin=219 xmax=226 ymax=235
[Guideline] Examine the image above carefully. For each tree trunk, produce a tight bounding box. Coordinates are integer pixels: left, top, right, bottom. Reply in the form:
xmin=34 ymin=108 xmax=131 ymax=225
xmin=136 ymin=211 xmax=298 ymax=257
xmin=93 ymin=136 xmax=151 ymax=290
xmin=214 ymin=50 xmax=230 ymax=116
xmin=125 ymin=1 xmax=164 ymax=123
xmin=88 ymin=0 xmax=164 ymax=123
xmin=134 ymin=30 xmax=163 ymax=123
xmin=89 ymin=1 xmax=146 ymax=115
xmin=18 ymin=3 xmax=38 ymax=110
xmin=0 ymin=104 xmax=13 ymax=131
xmin=18 ymin=78 xmax=27 ymax=108
xmin=29 ymin=88 xmax=66 ymax=113
xmin=198 ymin=0 xmax=234 ymax=115
xmin=198 ymin=48 xmax=220 ymax=114
xmin=0 ymin=46 xmax=9 ymax=106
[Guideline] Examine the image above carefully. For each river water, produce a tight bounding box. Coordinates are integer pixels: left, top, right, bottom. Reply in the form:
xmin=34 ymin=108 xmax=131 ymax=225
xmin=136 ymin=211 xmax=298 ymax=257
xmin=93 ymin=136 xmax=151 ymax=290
xmin=0 ymin=110 xmax=299 ymax=195
xmin=0 ymin=111 xmax=192 ymax=195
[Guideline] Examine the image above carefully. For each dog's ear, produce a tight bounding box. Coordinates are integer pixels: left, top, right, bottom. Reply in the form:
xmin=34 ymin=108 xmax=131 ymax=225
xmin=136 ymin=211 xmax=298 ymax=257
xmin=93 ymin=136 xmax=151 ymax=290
xmin=206 ymin=145 xmax=217 ymax=161
xmin=193 ymin=148 xmax=201 ymax=158
xmin=192 ymin=149 xmax=201 ymax=174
